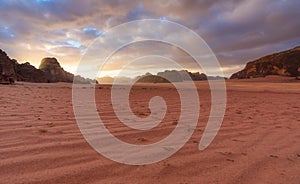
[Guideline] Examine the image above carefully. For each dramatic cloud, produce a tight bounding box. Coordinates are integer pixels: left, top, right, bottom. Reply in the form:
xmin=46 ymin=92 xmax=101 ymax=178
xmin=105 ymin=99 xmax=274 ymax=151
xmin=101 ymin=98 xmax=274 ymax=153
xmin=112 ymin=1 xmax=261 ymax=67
xmin=0 ymin=0 xmax=299 ymax=77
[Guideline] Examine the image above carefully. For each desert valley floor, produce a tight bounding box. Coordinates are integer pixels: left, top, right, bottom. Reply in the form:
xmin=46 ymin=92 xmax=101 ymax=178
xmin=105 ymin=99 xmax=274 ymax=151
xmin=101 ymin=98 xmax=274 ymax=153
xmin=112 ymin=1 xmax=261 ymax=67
xmin=0 ymin=76 xmax=299 ymax=184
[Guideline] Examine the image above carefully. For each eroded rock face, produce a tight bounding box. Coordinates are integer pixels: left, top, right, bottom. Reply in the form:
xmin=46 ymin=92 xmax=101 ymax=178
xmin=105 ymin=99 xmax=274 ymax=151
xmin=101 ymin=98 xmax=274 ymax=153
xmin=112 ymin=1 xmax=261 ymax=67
xmin=1 ymin=49 xmax=97 ymax=84
xmin=230 ymin=46 xmax=300 ymax=79
xmin=0 ymin=49 xmax=49 ymax=83
xmin=134 ymin=70 xmax=224 ymax=83
xmin=157 ymin=70 xmax=184 ymax=82
xmin=15 ymin=62 xmax=48 ymax=83
xmin=157 ymin=70 xmax=208 ymax=82
xmin=136 ymin=73 xmax=171 ymax=83
xmin=0 ymin=49 xmax=16 ymax=84
xmin=39 ymin=57 xmax=73 ymax=83
xmin=39 ymin=57 xmax=98 ymax=84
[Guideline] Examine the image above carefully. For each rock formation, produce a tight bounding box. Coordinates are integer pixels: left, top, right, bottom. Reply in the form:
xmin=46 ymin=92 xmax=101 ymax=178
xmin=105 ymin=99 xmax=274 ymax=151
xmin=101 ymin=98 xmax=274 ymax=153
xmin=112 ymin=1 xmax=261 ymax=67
xmin=187 ymin=71 xmax=208 ymax=81
xmin=136 ymin=73 xmax=171 ymax=83
xmin=230 ymin=46 xmax=300 ymax=79
xmin=157 ymin=70 xmax=184 ymax=82
xmin=102 ymin=70 xmax=225 ymax=84
xmin=39 ymin=57 xmax=74 ymax=83
xmin=0 ymin=49 xmax=16 ymax=84
xmin=133 ymin=70 xmax=224 ymax=83
xmin=39 ymin=57 xmax=97 ymax=84
xmin=0 ymin=49 xmax=96 ymax=84
xmin=157 ymin=70 xmax=208 ymax=81
xmin=15 ymin=62 xmax=48 ymax=83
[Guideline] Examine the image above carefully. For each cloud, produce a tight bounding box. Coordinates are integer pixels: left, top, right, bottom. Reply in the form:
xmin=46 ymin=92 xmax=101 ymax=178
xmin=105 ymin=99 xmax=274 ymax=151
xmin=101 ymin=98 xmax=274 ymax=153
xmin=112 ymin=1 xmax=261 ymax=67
xmin=0 ymin=23 xmax=16 ymax=41
xmin=0 ymin=0 xmax=299 ymax=77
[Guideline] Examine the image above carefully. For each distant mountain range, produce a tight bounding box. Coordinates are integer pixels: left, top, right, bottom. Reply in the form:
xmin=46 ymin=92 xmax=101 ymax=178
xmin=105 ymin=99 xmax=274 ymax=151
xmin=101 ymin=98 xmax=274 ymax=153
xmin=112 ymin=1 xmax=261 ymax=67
xmin=136 ymin=70 xmax=227 ymax=83
xmin=230 ymin=46 xmax=300 ymax=79
xmin=97 ymin=70 xmax=226 ymax=84
xmin=2 ymin=46 xmax=300 ymax=84
xmin=0 ymin=49 xmax=96 ymax=84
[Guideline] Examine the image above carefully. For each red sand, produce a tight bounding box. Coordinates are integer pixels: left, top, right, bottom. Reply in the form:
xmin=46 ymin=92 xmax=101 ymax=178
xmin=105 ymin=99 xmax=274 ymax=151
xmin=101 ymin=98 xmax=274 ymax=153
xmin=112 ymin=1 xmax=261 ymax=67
xmin=0 ymin=77 xmax=299 ymax=184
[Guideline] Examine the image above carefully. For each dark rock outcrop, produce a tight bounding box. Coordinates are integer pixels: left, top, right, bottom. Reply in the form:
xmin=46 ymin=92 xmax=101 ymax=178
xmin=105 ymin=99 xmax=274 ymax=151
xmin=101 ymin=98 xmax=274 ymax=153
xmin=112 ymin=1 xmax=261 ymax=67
xmin=39 ymin=57 xmax=73 ymax=83
xmin=0 ymin=49 xmax=96 ymax=84
xmin=188 ymin=71 xmax=208 ymax=81
xmin=134 ymin=70 xmax=224 ymax=83
xmin=157 ymin=70 xmax=209 ymax=81
xmin=39 ymin=57 xmax=97 ymax=84
xmin=230 ymin=46 xmax=300 ymax=79
xmin=136 ymin=73 xmax=171 ymax=83
xmin=15 ymin=62 xmax=48 ymax=83
xmin=0 ymin=49 xmax=16 ymax=84
xmin=157 ymin=70 xmax=184 ymax=82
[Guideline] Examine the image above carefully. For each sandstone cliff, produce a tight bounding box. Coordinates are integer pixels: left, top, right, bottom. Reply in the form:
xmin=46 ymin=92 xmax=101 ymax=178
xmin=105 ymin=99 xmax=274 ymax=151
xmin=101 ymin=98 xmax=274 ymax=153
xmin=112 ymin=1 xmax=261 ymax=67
xmin=0 ymin=49 xmax=96 ymax=84
xmin=39 ymin=57 xmax=97 ymax=84
xmin=0 ymin=49 xmax=17 ymax=84
xmin=39 ymin=57 xmax=74 ymax=83
xmin=15 ymin=62 xmax=48 ymax=83
xmin=230 ymin=46 xmax=300 ymax=79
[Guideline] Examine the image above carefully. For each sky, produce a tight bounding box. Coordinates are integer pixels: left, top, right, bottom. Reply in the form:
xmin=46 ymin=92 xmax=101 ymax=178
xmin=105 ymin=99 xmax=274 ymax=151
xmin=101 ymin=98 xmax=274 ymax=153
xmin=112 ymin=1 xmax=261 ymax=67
xmin=0 ymin=0 xmax=299 ymax=78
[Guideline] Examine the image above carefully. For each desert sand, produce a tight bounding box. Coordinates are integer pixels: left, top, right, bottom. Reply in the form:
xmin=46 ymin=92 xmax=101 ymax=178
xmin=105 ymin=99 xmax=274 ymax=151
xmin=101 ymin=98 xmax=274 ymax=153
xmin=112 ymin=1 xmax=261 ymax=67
xmin=0 ymin=76 xmax=299 ymax=184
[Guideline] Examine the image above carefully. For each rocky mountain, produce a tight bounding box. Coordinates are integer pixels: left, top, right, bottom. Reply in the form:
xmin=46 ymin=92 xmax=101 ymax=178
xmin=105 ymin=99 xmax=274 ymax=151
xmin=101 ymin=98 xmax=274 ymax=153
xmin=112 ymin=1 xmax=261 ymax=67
xmin=133 ymin=70 xmax=225 ymax=83
xmin=156 ymin=70 xmax=208 ymax=82
xmin=0 ymin=49 xmax=96 ymax=84
xmin=230 ymin=46 xmax=300 ymax=79
xmin=156 ymin=70 xmax=226 ymax=82
xmin=187 ymin=71 xmax=208 ymax=81
xmin=95 ymin=70 xmax=226 ymax=84
xmin=39 ymin=57 xmax=74 ymax=83
xmin=0 ymin=49 xmax=16 ymax=84
xmin=15 ymin=62 xmax=48 ymax=83
xmin=136 ymin=72 xmax=171 ymax=83
xmin=156 ymin=70 xmax=226 ymax=81
xmin=39 ymin=57 xmax=97 ymax=84
xmin=157 ymin=70 xmax=184 ymax=82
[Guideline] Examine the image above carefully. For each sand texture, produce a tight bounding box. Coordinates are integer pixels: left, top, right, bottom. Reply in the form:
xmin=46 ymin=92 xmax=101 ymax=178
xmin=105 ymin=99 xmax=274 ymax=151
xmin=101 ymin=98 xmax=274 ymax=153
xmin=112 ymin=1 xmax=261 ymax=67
xmin=0 ymin=77 xmax=299 ymax=184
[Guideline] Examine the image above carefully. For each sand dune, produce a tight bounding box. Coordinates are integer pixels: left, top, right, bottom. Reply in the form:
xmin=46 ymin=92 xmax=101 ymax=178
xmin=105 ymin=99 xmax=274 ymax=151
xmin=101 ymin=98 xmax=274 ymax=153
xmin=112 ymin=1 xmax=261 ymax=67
xmin=0 ymin=78 xmax=299 ymax=184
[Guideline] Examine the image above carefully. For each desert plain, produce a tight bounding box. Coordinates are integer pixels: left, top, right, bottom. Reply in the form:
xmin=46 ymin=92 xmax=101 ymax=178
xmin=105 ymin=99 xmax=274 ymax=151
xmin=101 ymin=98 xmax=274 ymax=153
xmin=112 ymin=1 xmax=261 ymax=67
xmin=0 ymin=76 xmax=299 ymax=184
